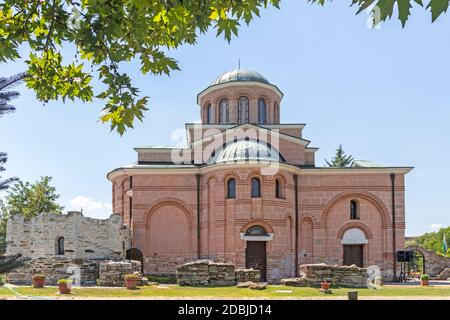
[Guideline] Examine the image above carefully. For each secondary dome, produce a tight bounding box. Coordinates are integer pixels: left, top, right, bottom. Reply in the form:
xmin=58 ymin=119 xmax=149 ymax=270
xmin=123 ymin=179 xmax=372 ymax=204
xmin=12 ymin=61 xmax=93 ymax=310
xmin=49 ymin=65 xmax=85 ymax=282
xmin=211 ymin=69 xmax=270 ymax=86
xmin=208 ymin=140 xmax=283 ymax=164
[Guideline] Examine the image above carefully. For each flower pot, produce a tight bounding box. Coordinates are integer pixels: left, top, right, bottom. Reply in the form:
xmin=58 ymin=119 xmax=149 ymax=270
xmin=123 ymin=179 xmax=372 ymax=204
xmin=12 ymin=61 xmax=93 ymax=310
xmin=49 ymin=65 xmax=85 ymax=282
xmin=420 ymin=280 xmax=429 ymax=286
xmin=32 ymin=278 xmax=45 ymax=288
xmin=125 ymin=279 xmax=138 ymax=290
xmin=58 ymin=283 xmax=72 ymax=294
xmin=321 ymin=281 xmax=330 ymax=290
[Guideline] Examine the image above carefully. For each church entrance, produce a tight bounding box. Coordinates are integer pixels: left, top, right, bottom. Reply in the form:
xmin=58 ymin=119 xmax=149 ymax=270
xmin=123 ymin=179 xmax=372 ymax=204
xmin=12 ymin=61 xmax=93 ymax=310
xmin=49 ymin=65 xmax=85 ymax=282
xmin=343 ymin=245 xmax=363 ymax=267
xmin=246 ymin=241 xmax=267 ymax=281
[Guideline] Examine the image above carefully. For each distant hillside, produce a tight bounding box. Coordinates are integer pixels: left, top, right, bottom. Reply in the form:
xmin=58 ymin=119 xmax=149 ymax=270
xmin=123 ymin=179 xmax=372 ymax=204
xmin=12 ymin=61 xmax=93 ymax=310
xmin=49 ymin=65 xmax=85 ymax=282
xmin=407 ymin=226 xmax=450 ymax=257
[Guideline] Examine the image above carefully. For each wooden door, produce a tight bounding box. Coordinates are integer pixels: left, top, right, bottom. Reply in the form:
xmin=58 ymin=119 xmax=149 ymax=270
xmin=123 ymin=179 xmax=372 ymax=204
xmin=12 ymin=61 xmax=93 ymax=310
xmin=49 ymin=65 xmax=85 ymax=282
xmin=246 ymin=241 xmax=267 ymax=281
xmin=343 ymin=245 xmax=363 ymax=267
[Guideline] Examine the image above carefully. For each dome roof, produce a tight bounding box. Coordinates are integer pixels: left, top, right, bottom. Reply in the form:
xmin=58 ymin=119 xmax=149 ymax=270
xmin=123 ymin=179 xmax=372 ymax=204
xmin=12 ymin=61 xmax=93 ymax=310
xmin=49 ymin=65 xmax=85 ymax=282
xmin=211 ymin=69 xmax=270 ymax=86
xmin=208 ymin=140 xmax=283 ymax=164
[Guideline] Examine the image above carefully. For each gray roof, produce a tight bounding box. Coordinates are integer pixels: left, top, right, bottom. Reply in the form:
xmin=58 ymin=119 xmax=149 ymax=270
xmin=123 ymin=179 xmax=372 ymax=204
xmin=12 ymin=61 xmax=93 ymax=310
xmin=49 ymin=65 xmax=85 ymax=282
xmin=208 ymin=140 xmax=282 ymax=164
xmin=351 ymin=160 xmax=383 ymax=168
xmin=211 ymin=69 xmax=270 ymax=86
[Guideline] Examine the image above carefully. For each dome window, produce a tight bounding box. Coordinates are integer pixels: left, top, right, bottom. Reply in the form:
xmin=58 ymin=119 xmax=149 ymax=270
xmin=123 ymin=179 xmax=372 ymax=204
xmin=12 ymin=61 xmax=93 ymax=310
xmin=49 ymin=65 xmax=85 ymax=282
xmin=238 ymin=97 xmax=249 ymax=124
xmin=258 ymin=98 xmax=266 ymax=124
xmin=219 ymin=99 xmax=229 ymax=124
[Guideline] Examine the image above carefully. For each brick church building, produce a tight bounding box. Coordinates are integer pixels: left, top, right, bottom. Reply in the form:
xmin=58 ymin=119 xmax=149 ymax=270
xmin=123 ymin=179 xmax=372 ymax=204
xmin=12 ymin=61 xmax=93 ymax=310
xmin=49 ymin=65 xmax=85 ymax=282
xmin=108 ymin=69 xmax=412 ymax=282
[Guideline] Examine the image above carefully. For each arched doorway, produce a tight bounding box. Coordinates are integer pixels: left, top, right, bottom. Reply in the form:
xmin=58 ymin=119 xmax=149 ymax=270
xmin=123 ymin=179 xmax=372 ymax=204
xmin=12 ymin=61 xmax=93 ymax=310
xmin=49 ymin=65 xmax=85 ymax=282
xmin=341 ymin=228 xmax=368 ymax=267
xmin=126 ymin=248 xmax=144 ymax=273
xmin=242 ymin=226 xmax=270 ymax=281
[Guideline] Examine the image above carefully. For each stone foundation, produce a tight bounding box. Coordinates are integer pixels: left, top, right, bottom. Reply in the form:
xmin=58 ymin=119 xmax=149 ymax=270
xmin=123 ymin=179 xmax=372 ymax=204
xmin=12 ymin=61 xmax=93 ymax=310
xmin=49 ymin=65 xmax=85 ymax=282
xmin=176 ymin=260 xmax=262 ymax=286
xmin=281 ymin=263 xmax=367 ymax=288
xmin=97 ymin=260 xmax=142 ymax=287
xmin=6 ymin=257 xmax=100 ymax=286
xmin=235 ymin=269 xmax=261 ymax=283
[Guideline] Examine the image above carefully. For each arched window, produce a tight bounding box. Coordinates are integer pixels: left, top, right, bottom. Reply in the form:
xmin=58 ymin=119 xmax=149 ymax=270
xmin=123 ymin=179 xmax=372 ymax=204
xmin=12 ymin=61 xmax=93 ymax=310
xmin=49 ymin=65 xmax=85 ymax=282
xmin=56 ymin=236 xmax=65 ymax=255
xmin=251 ymin=178 xmax=261 ymax=198
xmin=350 ymin=200 xmax=359 ymax=220
xmin=245 ymin=225 xmax=267 ymax=236
xmin=275 ymin=178 xmax=283 ymax=199
xmin=219 ymin=99 xmax=229 ymax=124
xmin=274 ymin=101 xmax=279 ymax=123
xmin=238 ymin=97 xmax=249 ymax=124
xmin=258 ymin=98 xmax=266 ymax=124
xmin=227 ymin=178 xmax=236 ymax=199
xmin=205 ymin=103 xmax=212 ymax=124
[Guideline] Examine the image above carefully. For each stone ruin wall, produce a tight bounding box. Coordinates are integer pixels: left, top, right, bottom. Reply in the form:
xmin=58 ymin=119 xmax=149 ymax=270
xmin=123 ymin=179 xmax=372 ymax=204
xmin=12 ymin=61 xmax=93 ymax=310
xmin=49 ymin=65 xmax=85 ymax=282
xmin=176 ymin=260 xmax=261 ymax=286
xmin=4 ymin=211 xmax=136 ymax=286
xmin=281 ymin=263 xmax=368 ymax=288
xmin=6 ymin=211 xmax=131 ymax=260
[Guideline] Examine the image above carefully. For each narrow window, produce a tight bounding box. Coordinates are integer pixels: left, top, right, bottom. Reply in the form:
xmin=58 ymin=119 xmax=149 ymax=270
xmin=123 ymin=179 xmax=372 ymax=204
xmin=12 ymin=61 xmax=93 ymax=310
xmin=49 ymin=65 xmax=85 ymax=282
xmin=238 ymin=97 xmax=249 ymax=124
xmin=350 ymin=200 xmax=359 ymax=220
xmin=205 ymin=103 xmax=212 ymax=124
xmin=56 ymin=236 xmax=65 ymax=255
xmin=251 ymin=178 xmax=261 ymax=198
xmin=227 ymin=178 xmax=236 ymax=199
xmin=258 ymin=98 xmax=266 ymax=124
xmin=219 ymin=99 xmax=229 ymax=124
xmin=275 ymin=179 xmax=283 ymax=199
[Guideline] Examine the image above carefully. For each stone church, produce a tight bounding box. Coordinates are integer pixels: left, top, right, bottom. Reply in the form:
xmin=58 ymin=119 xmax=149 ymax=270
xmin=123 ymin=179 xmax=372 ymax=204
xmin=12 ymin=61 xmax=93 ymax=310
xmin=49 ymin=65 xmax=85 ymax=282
xmin=108 ymin=69 xmax=412 ymax=282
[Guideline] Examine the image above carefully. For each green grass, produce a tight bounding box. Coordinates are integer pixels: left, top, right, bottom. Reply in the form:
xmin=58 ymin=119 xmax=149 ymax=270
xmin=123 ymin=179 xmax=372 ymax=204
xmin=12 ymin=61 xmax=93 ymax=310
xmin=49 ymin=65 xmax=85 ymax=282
xmin=0 ymin=284 xmax=449 ymax=299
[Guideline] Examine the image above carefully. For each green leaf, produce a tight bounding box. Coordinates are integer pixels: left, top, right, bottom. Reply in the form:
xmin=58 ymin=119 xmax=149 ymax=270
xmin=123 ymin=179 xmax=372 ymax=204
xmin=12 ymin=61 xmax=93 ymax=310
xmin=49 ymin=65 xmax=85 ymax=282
xmin=427 ymin=0 xmax=450 ymax=22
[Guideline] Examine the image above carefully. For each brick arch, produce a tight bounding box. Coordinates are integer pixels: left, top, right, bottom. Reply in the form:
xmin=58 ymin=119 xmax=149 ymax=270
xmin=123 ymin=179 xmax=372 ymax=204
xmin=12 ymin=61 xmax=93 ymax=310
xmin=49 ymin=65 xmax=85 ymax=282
xmin=257 ymin=94 xmax=272 ymax=104
xmin=231 ymin=87 xmax=258 ymax=100
xmin=336 ymin=221 xmax=374 ymax=240
xmin=240 ymin=220 xmax=274 ymax=234
xmin=218 ymin=170 xmax=241 ymax=183
xmin=321 ymin=190 xmax=390 ymax=228
xmin=215 ymin=93 xmax=233 ymax=105
xmin=144 ymin=197 xmax=194 ymax=227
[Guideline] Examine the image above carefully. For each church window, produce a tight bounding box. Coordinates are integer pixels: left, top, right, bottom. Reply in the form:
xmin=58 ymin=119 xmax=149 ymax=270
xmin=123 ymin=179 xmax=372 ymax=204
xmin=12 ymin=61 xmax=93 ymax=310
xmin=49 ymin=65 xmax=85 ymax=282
xmin=258 ymin=98 xmax=266 ymax=124
xmin=219 ymin=99 xmax=229 ymax=124
xmin=350 ymin=200 xmax=359 ymax=220
xmin=227 ymin=178 xmax=236 ymax=199
xmin=56 ymin=236 xmax=65 ymax=255
xmin=238 ymin=97 xmax=249 ymax=124
xmin=251 ymin=178 xmax=261 ymax=198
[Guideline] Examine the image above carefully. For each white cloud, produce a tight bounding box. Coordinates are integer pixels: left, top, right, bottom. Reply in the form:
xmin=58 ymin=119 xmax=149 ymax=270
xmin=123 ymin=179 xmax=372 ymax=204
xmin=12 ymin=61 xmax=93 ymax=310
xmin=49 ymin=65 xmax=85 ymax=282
xmin=429 ymin=224 xmax=443 ymax=231
xmin=67 ymin=196 xmax=112 ymax=219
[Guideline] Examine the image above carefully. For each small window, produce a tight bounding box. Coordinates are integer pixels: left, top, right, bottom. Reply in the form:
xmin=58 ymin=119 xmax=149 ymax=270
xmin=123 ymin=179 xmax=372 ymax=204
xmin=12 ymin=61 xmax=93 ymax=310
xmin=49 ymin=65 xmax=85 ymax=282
xmin=275 ymin=179 xmax=283 ymax=199
xmin=205 ymin=103 xmax=212 ymax=124
xmin=56 ymin=236 xmax=65 ymax=255
xmin=219 ymin=99 xmax=229 ymax=124
xmin=258 ymin=98 xmax=266 ymax=124
xmin=245 ymin=226 xmax=267 ymax=236
xmin=238 ymin=97 xmax=249 ymax=124
xmin=350 ymin=200 xmax=359 ymax=220
xmin=227 ymin=178 xmax=236 ymax=199
xmin=251 ymin=178 xmax=261 ymax=198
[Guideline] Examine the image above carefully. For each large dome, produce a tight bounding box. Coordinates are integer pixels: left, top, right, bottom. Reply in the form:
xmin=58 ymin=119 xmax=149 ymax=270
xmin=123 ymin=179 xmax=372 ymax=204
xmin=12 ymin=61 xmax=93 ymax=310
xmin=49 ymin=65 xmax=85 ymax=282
xmin=211 ymin=69 xmax=270 ymax=86
xmin=208 ymin=140 xmax=283 ymax=164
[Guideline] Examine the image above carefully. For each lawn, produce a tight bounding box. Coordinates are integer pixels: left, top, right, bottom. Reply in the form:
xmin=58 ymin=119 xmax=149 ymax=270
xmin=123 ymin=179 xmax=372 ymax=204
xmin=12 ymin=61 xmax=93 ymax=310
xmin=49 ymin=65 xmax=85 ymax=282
xmin=1 ymin=284 xmax=449 ymax=299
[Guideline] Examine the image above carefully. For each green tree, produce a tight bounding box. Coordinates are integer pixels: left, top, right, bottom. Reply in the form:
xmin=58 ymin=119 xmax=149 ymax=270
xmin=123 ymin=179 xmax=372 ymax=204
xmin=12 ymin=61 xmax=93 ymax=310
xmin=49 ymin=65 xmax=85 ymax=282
xmin=0 ymin=0 xmax=280 ymax=134
xmin=0 ymin=72 xmax=26 ymax=117
xmin=2 ymin=176 xmax=64 ymax=219
xmin=325 ymin=145 xmax=354 ymax=167
xmin=309 ymin=1 xmax=449 ymax=27
xmin=413 ymin=226 xmax=450 ymax=257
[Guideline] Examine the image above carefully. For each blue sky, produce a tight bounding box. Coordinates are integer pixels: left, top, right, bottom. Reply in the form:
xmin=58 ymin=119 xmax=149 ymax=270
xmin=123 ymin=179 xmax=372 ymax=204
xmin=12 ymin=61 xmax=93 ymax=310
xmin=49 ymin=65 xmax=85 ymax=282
xmin=0 ymin=1 xmax=449 ymax=236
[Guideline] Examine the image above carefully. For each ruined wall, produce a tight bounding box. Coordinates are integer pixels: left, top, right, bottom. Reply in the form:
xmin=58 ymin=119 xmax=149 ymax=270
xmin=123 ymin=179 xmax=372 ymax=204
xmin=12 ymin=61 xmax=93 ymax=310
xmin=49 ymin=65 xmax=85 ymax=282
xmin=6 ymin=211 xmax=131 ymax=260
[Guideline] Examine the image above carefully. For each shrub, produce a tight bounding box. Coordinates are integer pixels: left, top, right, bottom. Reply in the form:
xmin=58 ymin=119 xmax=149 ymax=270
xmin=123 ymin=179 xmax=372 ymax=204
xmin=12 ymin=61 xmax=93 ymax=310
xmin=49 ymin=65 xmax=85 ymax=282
xmin=420 ymin=274 xmax=429 ymax=281
xmin=124 ymin=274 xmax=140 ymax=280
xmin=32 ymin=274 xmax=46 ymax=280
xmin=0 ymin=274 xmax=4 ymax=286
xmin=57 ymin=278 xmax=72 ymax=284
xmin=145 ymin=274 xmax=177 ymax=284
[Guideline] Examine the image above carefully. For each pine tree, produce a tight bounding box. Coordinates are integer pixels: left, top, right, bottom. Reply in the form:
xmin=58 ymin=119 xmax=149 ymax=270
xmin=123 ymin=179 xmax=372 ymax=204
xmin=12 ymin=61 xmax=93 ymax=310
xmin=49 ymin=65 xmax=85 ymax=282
xmin=325 ymin=145 xmax=354 ymax=167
